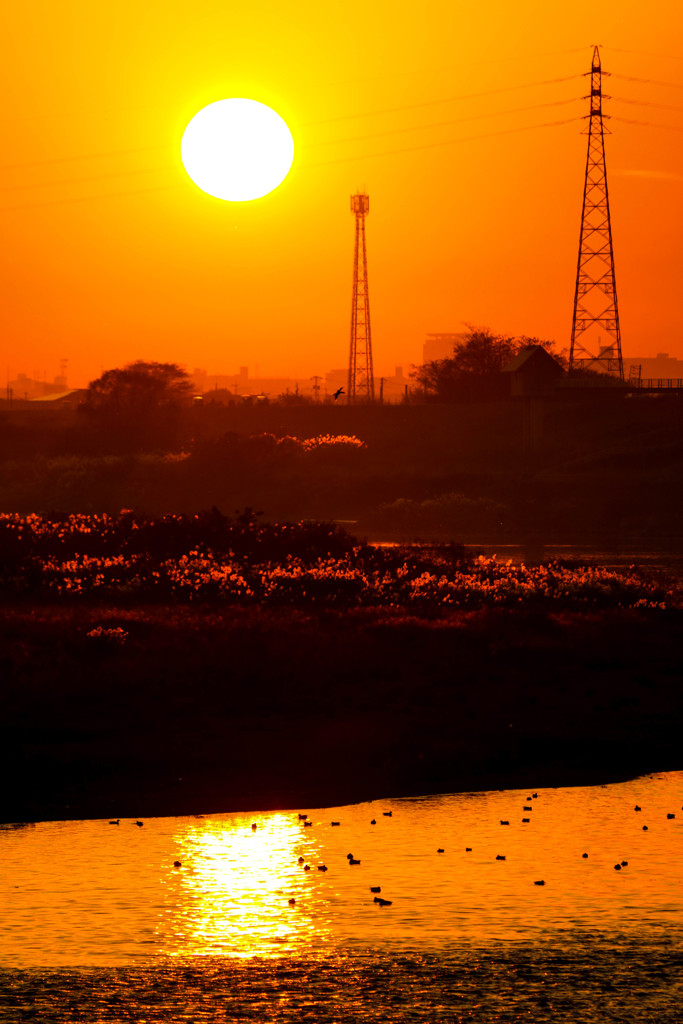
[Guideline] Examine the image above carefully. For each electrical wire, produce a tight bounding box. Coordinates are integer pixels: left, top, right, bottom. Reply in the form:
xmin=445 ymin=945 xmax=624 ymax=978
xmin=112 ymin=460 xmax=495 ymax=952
xmin=602 ymin=46 xmax=683 ymax=62
xmin=0 ymin=81 xmax=583 ymax=174
xmin=1 ymin=164 xmax=172 ymax=194
xmin=310 ymin=97 xmax=582 ymax=149
xmin=610 ymin=95 xmax=683 ymax=114
xmin=305 ymin=116 xmax=584 ymax=168
xmin=304 ymin=75 xmax=583 ymax=126
xmin=1 ymin=100 xmax=584 ymax=190
xmin=610 ymin=73 xmax=683 ymax=90
xmin=0 ymin=145 xmax=169 ymax=173
xmin=0 ymin=182 xmax=182 ymax=214
xmin=1 ymin=115 xmax=585 ymax=209
xmin=611 ymin=115 xmax=683 ymax=131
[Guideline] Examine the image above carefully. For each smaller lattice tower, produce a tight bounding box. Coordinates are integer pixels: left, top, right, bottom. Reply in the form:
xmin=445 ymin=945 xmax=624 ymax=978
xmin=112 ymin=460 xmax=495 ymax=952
xmin=348 ymin=192 xmax=374 ymax=402
xmin=570 ymin=45 xmax=624 ymax=379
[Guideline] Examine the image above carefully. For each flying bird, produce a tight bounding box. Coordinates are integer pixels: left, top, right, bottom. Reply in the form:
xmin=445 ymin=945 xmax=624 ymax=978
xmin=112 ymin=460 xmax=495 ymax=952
xmin=333 ymin=387 xmax=344 ymax=400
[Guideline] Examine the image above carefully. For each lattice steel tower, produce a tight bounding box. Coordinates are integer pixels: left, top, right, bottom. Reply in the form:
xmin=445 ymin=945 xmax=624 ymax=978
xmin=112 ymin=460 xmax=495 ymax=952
xmin=348 ymin=192 xmax=374 ymax=402
xmin=570 ymin=45 xmax=624 ymax=379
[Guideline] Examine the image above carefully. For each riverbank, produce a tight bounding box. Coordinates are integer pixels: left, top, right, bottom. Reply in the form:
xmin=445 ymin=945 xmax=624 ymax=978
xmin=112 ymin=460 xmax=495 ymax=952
xmin=3 ymin=602 xmax=681 ymax=826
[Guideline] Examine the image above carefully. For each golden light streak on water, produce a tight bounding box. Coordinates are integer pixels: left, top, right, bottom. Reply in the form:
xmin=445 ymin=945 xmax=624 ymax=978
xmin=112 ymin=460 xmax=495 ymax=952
xmin=1 ymin=772 xmax=682 ymax=967
xmin=155 ymin=813 xmax=328 ymax=958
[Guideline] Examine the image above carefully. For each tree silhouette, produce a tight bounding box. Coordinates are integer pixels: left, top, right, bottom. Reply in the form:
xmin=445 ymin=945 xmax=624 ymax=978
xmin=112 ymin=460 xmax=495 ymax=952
xmin=412 ymin=326 xmax=565 ymax=401
xmin=80 ymin=361 xmax=192 ymax=452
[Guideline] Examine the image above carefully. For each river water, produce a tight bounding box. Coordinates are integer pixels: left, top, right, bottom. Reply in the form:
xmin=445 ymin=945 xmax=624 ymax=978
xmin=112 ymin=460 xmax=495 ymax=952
xmin=1 ymin=773 xmax=682 ymax=1021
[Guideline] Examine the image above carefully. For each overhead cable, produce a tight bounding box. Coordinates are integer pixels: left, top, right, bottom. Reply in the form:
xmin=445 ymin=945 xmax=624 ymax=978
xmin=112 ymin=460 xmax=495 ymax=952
xmin=311 ymin=98 xmax=582 ymax=149
xmin=305 ymin=116 xmax=584 ymax=167
xmin=304 ymin=75 xmax=583 ymax=126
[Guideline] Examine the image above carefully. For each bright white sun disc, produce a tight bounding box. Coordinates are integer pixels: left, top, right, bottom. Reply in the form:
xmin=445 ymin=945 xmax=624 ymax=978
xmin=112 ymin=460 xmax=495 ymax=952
xmin=181 ymin=98 xmax=294 ymax=202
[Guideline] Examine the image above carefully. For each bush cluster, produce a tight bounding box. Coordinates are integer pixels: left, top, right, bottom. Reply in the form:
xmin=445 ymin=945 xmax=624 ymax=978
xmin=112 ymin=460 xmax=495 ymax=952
xmin=0 ymin=511 xmax=672 ymax=613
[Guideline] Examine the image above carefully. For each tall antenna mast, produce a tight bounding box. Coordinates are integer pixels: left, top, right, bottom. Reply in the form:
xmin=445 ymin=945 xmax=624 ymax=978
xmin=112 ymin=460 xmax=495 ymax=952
xmin=569 ymin=45 xmax=624 ymax=379
xmin=348 ymin=192 xmax=374 ymax=402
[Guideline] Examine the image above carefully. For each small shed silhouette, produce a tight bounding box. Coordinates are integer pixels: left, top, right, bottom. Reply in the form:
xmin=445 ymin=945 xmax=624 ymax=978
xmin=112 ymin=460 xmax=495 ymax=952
xmin=502 ymin=346 xmax=564 ymax=397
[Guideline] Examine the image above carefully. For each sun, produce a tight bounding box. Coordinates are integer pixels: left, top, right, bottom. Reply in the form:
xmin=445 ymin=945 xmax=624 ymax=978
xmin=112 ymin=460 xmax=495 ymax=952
xmin=181 ymin=98 xmax=294 ymax=202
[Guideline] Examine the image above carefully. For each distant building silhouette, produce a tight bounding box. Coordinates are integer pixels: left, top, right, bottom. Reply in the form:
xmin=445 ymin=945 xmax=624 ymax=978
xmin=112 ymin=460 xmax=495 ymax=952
xmin=423 ymin=333 xmax=469 ymax=364
xmin=622 ymin=352 xmax=683 ymax=380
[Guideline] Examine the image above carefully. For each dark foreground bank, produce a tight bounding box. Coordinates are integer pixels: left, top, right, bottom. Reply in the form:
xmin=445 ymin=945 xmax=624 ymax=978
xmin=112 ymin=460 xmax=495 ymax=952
xmin=2 ymin=602 xmax=681 ymax=825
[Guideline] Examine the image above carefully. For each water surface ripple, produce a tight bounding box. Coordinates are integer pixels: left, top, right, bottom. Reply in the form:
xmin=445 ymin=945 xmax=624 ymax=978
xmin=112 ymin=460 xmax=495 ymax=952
xmin=1 ymin=772 xmax=681 ymax=1021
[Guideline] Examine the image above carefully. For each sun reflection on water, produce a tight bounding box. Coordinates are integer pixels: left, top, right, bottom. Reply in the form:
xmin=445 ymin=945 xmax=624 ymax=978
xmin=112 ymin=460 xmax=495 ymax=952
xmin=156 ymin=813 xmax=330 ymax=959
xmin=2 ymin=774 xmax=683 ymax=969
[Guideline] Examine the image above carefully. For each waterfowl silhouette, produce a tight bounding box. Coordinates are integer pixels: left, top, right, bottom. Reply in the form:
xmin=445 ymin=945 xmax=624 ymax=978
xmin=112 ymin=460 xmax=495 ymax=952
xmin=304 ymin=821 xmax=313 ymax=827
xmin=331 ymin=821 xmax=340 ymax=826
xmin=370 ymin=819 xmax=376 ymax=825
xmin=288 ymin=898 xmax=296 ymax=905
xmin=643 ymin=825 xmax=649 ymax=831
xmin=383 ymin=811 xmax=392 ymax=817
xmin=304 ymin=864 xmax=311 ymax=871
xmin=465 ymin=847 xmax=472 ymax=852
xmin=532 ymin=793 xmax=538 ymax=799
xmin=346 ymin=853 xmax=354 ymax=860
xmin=298 ymin=813 xmax=308 ymax=820
xmin=582 ymin=853 xmax=588 ymax=858
xmin=621 ymin=860 xmax=628 ymax=866
xmin=667 ymin=813 xmax=675 ymax=819
xmin=634 ymin=805 xmax=642 ymax=811
xmin=251 ymin=823 xmax=257 ymax=830
xmin=349 ymin=858 xmax=361 ymax=865
xmin=614 ymin=863 xmax=622 ymax=870
xmin=317 ymin=865 xmax=328 ymax=872
xmin=500 ymin=820 xmax=510 ymax=826
xmin=298 ymin=856 xmax=305 ymax=864
xmin=109 ymin=820 xmax=119 ymax=825
xmin=376 ymin=898 xmax=392 ymax=906
xmin=173 ymin=860 xmax=181 ymax=868
xmin=370 ymin=886 xmax=381 ymax=893
xmin=522 ymin=818 xmax=530 ymax=823
xmin=534 ymin=880 xmax=545 ymax=886
xmin=523 ymin=806 xmax=532 ymax=811
xmin=437 ymin=848 xmax=444 ymax=853
xmin=134 ymin=820 xmax=143 ymax=827
xmin=496 ymin=855 xmax=506 ymax=861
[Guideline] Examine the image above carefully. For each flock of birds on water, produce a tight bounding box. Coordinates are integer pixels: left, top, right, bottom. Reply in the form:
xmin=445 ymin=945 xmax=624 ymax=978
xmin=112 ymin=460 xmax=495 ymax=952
xmin=106 ymin=791 xmax=681 ymax=907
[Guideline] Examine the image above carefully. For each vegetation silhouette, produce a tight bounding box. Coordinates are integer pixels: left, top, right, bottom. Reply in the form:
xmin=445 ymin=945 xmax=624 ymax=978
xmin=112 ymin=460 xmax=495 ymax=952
xmin=79 ymin=361 xmax=192 ymax=453
xmin=0 ymin=510 xmax=673 ymax=612
xmin=411 ymin=325 xmax=566 ymax=401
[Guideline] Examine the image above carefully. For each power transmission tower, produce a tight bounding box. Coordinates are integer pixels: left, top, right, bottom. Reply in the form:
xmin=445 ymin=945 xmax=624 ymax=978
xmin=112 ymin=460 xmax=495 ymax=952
xmin=348 ymin=192 xmax=374 ymax=402
xmin=569 ymin=45 xmax=624 ymax=380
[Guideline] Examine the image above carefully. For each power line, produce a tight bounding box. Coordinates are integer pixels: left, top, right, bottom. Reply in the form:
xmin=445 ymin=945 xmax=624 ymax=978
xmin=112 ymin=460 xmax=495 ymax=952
xmin=610 ymin=95 xmax=683 ymax=114
xmin=611 ymin=115 xmax=683 ymax=131
xmin=0 ymin=82 xmax=584 ymax=176
xmin=610 ymin=72 xmax=683 ymax=90
xmin=602 ymin=45 xmax=683 ymax=62
xmin=1 ymin=164 xmax=171 ymax=194
xmin=310 ymin=98 xmax=581 ymax=150
xmin=0 ymin=115 xmax=586 ymax=209
xmin=305 ymin=116 xmax=584 ymax=168
xmin=304 ymin=75 xmax=583 ymax=126
xmin=0 ymin=182 xmax=182 ymax=214
xmin=1 ymin=101 xmax=584 ymax=194
xmin=0 ymin=145 xmax=169 ymax=173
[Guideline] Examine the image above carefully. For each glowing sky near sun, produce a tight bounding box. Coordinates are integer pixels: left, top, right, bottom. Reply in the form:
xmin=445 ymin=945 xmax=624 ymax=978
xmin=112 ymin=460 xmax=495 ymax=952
xmin=0 ymin=0 xmax=682 ymax=385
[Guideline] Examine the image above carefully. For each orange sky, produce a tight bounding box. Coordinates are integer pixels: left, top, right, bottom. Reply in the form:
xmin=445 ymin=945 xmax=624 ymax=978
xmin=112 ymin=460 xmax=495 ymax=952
xmin=1 ymin=1 xmax=682 ymax=386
